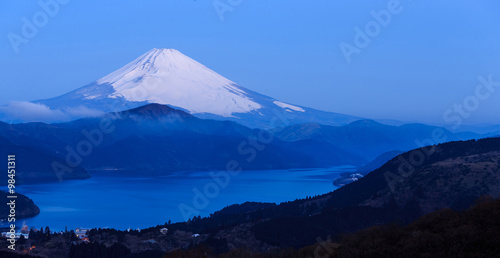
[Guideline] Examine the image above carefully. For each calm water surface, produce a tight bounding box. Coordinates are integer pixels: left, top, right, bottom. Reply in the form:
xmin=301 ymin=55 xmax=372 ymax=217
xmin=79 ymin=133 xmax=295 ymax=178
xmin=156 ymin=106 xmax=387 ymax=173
xmin=3 ymin=166 xmax=354 ymax=231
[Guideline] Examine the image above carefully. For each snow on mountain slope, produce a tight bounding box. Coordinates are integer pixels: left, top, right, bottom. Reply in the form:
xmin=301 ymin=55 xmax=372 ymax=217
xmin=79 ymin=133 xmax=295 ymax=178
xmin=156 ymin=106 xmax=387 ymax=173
xmin=97 ymin=48 xmax=261 ymax=117
xmin=273 ymin=101 xmax=305 ymax=112
xmin=12 ymin=48 xmax=362 ymax=128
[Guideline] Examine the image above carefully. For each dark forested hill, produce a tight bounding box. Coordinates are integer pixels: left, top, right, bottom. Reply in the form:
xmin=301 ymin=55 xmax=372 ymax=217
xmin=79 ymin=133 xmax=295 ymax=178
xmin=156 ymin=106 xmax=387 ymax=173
xmin=329 ymin=197 xmax=500 ymax=258
xmin=157 ymin=137 xmax=500 ymax=249
xmin=0 ymin=136 xmax=89 ymax=185
xmin=0 ymin=190 xmax=40 ymax=220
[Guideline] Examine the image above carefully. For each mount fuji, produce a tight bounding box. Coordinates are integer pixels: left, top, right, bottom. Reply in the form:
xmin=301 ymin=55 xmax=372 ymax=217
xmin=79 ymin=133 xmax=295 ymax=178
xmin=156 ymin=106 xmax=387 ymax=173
xmin=23 ymin=48 xmax=361 ymax=128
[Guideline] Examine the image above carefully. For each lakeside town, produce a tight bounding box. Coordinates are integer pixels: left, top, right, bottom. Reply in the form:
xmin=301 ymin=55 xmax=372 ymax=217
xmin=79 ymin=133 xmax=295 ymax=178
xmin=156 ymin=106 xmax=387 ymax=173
xmin=1 ymin=221 xmax=91 ymax=250
xmin=0 ymin=220 xmax=207 ymax=257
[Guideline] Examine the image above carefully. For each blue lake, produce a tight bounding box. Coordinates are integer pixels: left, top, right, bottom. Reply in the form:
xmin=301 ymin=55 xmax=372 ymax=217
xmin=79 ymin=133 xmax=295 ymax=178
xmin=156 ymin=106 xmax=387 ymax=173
xmin=3 ymin=166 xmax=353 ymax=232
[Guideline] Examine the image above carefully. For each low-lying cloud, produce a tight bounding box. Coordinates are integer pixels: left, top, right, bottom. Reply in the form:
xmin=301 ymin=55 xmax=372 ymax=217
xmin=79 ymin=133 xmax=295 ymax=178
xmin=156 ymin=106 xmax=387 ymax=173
xmin=0 ymin=101 xmax=104 ymax=123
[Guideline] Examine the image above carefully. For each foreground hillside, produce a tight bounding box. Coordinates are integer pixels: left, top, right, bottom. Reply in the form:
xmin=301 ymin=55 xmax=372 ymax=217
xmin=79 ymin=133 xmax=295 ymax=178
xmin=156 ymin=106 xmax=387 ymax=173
xmin=248 ymin=137 xmax=500 ymax=247
xmin=156 ymin=137 xmax=499 ymax=250
xmin=163 ymin=197 xmax=500 ymax=257
xmin=328 ymin=196 xmax=500 ymax=258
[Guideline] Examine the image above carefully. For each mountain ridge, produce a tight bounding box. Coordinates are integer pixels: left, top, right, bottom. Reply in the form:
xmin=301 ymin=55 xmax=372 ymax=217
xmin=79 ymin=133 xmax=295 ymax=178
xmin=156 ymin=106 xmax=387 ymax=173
xmin=4 ymin=48 xmax=364 ymax=128
xmin=0 ymin=104 xmax=485 ymax=176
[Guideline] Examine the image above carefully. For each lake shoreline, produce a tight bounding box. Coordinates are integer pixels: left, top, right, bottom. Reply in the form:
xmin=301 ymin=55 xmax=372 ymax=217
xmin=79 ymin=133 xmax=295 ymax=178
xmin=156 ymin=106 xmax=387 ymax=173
xmin=1 ymin=167 xmax=353 ymax=232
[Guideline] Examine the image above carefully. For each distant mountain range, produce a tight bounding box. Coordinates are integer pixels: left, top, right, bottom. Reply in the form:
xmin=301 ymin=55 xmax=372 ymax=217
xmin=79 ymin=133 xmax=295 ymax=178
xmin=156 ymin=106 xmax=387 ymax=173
xmin=0 ymin=103 xmax=484 ymax=184
xmin=273 ymin=120 xmax=480 ymax=161
xmin=0 ymin=136 xmax=89 ymax=185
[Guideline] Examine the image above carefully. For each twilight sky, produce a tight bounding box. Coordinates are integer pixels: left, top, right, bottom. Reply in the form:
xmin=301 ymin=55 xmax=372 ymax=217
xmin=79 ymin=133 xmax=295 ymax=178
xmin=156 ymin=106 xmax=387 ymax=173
xmin=1 ymin=0 xmax=499 ymax=125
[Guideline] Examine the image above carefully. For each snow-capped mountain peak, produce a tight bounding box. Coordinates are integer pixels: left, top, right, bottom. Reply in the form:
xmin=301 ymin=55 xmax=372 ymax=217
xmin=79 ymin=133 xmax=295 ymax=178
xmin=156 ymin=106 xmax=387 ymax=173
xmin=94 ymin=48 xmax=261 ymax=117
xmin=98 ymin=48 xmax=233 ymax=86
xmin=20 ymin=48 xmax=362 ymax=128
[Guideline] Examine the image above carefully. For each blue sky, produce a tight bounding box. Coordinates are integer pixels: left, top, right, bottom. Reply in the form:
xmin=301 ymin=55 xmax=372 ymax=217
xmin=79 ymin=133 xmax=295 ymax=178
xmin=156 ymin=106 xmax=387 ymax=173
xmin=1 ymin=0 xmax=499 ymax=124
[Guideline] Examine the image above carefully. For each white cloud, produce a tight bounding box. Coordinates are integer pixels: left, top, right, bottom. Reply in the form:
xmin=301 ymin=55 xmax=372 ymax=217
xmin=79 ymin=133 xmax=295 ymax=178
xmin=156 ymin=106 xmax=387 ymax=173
xmin=0 ymin=101 xmax=104 ymax=123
